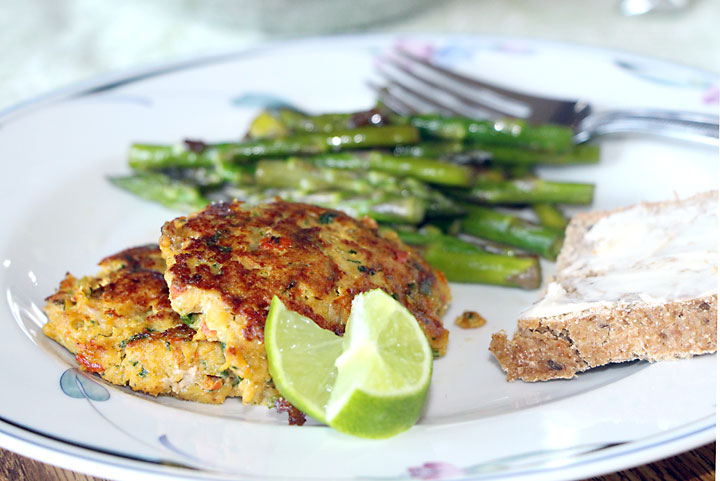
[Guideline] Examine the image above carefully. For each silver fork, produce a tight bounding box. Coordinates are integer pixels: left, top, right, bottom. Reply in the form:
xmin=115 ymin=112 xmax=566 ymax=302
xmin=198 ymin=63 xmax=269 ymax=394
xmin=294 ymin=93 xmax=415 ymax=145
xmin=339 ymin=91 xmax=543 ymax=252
xmin=372 ymin=50 xmax=719 ymax=146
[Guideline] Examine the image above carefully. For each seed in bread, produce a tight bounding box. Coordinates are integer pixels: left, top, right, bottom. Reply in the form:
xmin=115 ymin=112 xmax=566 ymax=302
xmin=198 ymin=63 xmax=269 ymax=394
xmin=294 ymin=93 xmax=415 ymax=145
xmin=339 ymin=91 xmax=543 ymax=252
xmin=490 ymin=191 xmax=718 ymax=381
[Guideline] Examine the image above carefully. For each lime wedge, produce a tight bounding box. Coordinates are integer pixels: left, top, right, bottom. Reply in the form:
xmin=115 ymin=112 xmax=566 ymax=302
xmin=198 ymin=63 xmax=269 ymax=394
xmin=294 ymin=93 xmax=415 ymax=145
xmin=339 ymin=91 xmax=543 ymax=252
xmin=264 ymin=296 xmax=343 ymax=421
xmin=264 ymin=290 xmax=433 ymax=438
xmin=326 ymin=289 xmax=433 ymax=438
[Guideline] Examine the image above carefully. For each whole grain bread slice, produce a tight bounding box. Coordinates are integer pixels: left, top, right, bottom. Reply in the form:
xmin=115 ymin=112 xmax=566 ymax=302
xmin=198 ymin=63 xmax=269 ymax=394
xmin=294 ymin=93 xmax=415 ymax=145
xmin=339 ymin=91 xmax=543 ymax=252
xmin=490 ymin=191 xmax=718 ymax=381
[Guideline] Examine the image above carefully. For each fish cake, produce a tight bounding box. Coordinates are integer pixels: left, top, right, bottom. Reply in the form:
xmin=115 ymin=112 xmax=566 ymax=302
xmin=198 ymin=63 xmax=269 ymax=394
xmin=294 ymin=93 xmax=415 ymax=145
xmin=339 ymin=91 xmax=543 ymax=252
xmin=43 ymin=245 xmax=246 ymax=404
xmin=159 ymin=201 xmax=451 ymax=404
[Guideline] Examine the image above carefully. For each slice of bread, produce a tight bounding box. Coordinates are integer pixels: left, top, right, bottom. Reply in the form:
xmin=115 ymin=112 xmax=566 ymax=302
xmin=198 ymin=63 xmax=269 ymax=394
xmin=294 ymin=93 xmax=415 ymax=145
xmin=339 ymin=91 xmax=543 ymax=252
xmin=490 ymin=191 xmax=718 ymax=381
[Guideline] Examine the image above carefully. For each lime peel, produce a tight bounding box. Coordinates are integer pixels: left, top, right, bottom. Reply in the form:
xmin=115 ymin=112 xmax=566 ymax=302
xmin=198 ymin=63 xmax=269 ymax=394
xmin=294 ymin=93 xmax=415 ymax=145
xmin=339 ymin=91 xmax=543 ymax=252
xmin=264 ymin=289 xmax=433 ymax=439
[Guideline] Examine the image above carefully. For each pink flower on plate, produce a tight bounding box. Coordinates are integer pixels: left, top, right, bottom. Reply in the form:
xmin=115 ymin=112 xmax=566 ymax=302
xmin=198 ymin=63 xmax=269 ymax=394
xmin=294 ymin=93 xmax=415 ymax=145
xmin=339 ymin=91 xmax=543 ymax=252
xmin=373 ymin=37 xmax=434 ymax=70
xmin=494 ymin=41 xmax=534 ymax=55
xmin=408 ymin=461 xmax=466 ymax=480
xmin=702 ymin=85 xmax=719 ymax=105
xmin=393 ymin=37 xmax=435 ymax=60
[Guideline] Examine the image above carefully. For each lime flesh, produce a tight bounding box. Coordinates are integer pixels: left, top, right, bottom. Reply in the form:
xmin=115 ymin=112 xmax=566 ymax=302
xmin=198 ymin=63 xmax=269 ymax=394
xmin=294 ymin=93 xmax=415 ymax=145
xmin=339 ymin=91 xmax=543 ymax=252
xmin=326 ymin=289 xmax=432 ymax=438
xmin=264 ymin=290 xmax=433 ymax=438
xmin=264 ymin=296 xmax=342 ymax=421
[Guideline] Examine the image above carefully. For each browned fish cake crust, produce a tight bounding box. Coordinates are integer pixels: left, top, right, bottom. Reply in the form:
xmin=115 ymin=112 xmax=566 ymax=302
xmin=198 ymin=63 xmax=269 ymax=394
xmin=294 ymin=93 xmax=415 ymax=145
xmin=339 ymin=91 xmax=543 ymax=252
xmin=42 ymin=245 xmax=247 ymax=404
xmin=160 ymin=201 xmax=451 ymax=403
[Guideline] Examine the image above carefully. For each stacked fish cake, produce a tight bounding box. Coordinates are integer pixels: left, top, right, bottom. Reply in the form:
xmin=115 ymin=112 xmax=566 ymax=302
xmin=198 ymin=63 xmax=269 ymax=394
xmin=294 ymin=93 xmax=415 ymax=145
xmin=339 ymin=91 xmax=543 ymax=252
xmin=43 ymin=201 xmax=451 ymax=406
xmin=42 ymin=245 xmax=245 ymax=404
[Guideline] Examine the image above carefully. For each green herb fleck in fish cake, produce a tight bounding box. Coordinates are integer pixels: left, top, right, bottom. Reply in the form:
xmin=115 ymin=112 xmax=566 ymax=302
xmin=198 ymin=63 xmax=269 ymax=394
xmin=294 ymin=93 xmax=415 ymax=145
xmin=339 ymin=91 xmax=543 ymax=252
xmin=159 ymin=201 xmax=451 ymax=404
xmin=43 ymin=245 xmax=248 ymax=404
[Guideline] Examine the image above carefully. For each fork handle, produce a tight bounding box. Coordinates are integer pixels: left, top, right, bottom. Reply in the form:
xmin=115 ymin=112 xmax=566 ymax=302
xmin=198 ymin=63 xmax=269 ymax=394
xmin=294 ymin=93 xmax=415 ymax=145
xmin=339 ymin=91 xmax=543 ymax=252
xmin=575 ymin=110 xmax=719 ymax=146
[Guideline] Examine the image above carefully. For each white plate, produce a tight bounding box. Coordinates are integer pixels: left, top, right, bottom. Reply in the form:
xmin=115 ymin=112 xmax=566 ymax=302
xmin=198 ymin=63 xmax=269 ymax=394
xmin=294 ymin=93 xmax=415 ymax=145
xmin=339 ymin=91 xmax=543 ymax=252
xmin=0 ymin=34 xmax=716 ymax=481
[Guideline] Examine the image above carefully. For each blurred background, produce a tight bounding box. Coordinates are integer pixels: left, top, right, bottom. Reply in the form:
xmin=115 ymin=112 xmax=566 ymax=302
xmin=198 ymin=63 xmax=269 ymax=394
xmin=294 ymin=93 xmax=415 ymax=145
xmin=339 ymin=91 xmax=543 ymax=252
xmin=2 ymin=0 xmax=718 ymax=111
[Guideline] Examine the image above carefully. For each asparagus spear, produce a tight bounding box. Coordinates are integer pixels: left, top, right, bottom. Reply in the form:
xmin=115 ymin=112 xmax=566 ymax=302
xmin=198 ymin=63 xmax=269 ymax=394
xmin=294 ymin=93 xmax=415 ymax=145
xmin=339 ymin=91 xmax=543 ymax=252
xmin=394 ymin=141 xmax=599 ymax=167
xmin=396 ymin=114 xmax=574 ymax=152
xmin=423 ymin=244 xmax=541 ymax=288
xmin=394 ymin=229 xmax=541 ymax=288
xmin=211 ymin=183 xmax=427 ymax=224
xmin=159 ymin=166 xmax=225 ymax=187
xmin=113 ymin=168 xmax=428 ymax=225
xmin=214 ymin=160 xmax=256 ymax=185
xmin=255 ymin=158 xmax=377 ymax=193
xmin=401 ymin=225 xmax=525 ymax=256
xmin=308 ymin=151 xmax=475 ymax=187
xmin=395 ymin=229 xmax=485 ymax=253
xmin=532 ymin=204 xmax=569 ymax=231
xmin=494 ymin=162 xmax=535 ymax=180
xmin=128 ymin=126 xmax=420 ymax=169
xmin=424 ymin=218 xmax=463 ymax=236
xmin=394 ymin=141 xmax=465 ymax=159
xmin=455 ymin=177 xmax=594 ymax=205
xmin=246 ymin=110 xmax=289 ymax=139
xmin=129 ymin=142 xmax=218 ymax=170
xmin=460 ymin=205 xmax=564 ymax=260
xmin=478 ymin=143 xmax=600 ymax=165
xmin=254 ymin=158 xmax=464 ymax=218
xmin=257 ymin=158 xmax=420 ymax=194
xmin=342 ymin=196 xmax=426 ymax=224
xmin=248 ymin=108 xmax=599 ymax=165
xmin=424 ymin=190 xmax=466 ymax=218
xmin=108 ymin=172 xmax=208 ymax=211
xmin=272 ymin=108 xmax=387 ymax=134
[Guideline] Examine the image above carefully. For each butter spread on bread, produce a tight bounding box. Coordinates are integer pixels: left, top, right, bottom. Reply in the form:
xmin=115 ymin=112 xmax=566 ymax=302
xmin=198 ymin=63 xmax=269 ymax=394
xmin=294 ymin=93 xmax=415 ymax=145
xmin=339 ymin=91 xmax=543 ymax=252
xmin=490 ymin=191 xmax=718 ymax=381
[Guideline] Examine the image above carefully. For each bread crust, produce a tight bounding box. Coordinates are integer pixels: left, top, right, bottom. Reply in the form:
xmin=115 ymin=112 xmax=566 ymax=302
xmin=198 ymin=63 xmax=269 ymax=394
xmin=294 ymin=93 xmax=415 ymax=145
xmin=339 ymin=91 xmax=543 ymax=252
xmin=490 ymin=191 xmax=718 ymax=381
xmin=490 ymin=295 xmax=717 ymax=381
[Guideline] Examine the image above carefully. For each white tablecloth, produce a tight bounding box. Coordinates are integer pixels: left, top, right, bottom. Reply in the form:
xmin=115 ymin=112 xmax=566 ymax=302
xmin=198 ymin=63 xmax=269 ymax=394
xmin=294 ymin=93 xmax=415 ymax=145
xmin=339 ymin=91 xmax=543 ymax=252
xmin=2 ymin=0 xmax=718 ymax=110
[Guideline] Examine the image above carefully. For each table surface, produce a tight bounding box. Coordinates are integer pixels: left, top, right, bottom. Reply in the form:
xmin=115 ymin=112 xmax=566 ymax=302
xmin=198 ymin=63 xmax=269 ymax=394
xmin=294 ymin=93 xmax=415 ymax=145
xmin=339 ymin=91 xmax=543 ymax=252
xmin=0 ymin=443 xmax=716 ymax=481
xmin=1 ymin=0 xmax=717 ymax=479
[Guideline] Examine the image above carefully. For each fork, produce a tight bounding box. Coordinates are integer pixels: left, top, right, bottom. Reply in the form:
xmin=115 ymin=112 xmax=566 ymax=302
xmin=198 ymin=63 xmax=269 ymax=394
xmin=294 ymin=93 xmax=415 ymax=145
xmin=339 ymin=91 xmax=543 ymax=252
xmin=372 ymin=50 xmax=719 ymax=146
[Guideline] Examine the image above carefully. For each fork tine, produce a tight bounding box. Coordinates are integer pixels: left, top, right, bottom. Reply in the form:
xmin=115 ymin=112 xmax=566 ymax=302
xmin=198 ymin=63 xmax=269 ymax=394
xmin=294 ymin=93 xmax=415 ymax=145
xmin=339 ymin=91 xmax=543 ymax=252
xmin=376 ymin=62 xmax=503 ymax=118
xmin=369 ymin=79 xmax=460 ymax=118
xmin=392 ymin=49 xmax=585 ymax=125
xmin=396 ymin=50 xmax=547 ymax=104
xmin=383 ymin=84 xmax=454 ymax=116
xmin=375 ymin=66 xmax=469 ymax=117
xmin=385 ymin=52 xmax=530 ymax=119
xmin=366 ymin=81 xmax=415 ymax=116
